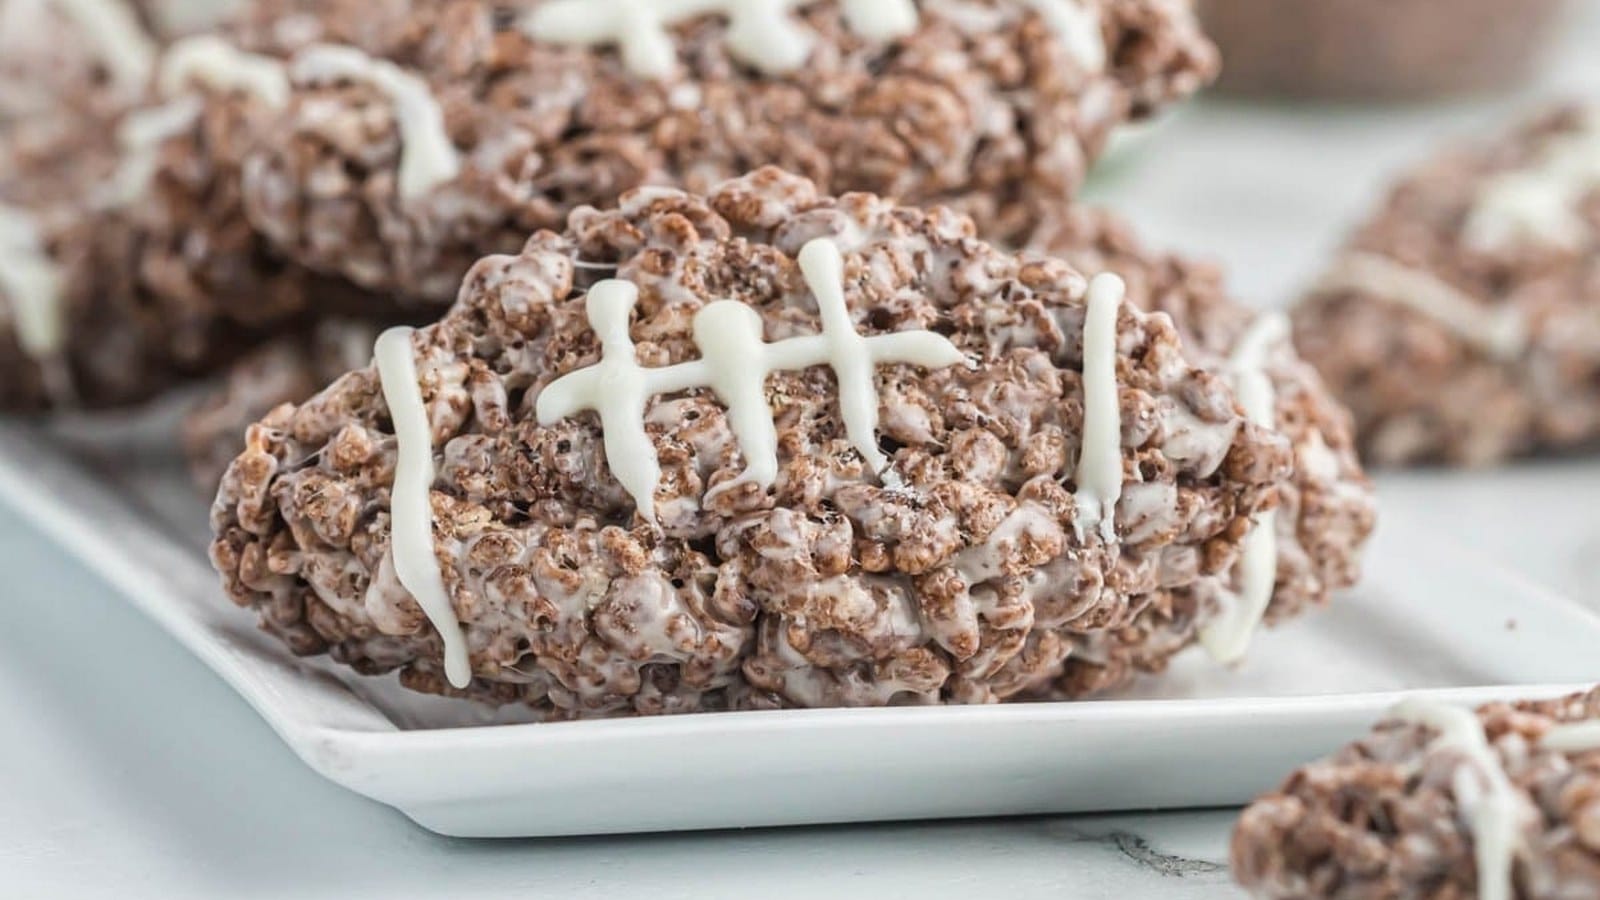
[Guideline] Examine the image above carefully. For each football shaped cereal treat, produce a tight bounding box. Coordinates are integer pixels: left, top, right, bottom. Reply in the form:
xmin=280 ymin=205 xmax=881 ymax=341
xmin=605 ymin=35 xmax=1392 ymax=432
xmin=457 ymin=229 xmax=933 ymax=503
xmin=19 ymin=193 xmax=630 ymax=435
xmin=1295 ymin=106 xmax=1600 ymax=467
xmin=210 ymin=170 xmax=1291 ymax=717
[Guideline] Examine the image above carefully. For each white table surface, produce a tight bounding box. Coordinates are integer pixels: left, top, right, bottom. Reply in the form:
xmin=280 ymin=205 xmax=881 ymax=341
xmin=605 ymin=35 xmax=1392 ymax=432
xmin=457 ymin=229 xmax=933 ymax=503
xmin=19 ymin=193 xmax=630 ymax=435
xmin=4 ymin=8 xmax=1600 ymax=899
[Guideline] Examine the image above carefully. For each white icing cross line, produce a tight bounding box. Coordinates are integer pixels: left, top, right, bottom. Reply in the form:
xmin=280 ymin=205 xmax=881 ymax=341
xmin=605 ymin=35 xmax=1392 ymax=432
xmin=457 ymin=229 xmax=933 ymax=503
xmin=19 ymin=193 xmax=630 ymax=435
xmin=1319 ymin=252 xmax=1528 ymax=362
xmin=291 ymin=44 xmax=462 ymax=201
xmin=1071 ymin=272 xmax=1125 ymax=542
xmin=1199 ymin=313 xmax=1288 ymax=665
xmin=536 ymin=237 xmax=965 ymax=522
xmin=523 ymin=0 xmax=919 ymax=79
xmin=1392 ymin=699 xmax=1526 ymax=900
xmin=374 ymin=327 xmax=473 ymax=689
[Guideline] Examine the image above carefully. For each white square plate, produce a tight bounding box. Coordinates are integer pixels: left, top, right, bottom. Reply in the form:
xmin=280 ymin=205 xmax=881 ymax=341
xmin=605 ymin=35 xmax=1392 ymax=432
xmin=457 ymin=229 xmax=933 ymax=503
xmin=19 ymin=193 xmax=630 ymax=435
xmin=1 ymin=416 xmax=1593 ymax=838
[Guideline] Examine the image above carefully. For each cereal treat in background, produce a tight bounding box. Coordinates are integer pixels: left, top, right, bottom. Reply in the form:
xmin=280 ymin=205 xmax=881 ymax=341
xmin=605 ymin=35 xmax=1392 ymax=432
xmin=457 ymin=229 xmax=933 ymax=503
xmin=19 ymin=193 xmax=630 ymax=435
xmin=238 ymin=0 xmax=1219 ymax=303
xmin=1294 ymin=106 xmax=1600 ymax=467
xmin=0 ymin=21 xmax=388 ymax=412
xmin=182 ymin=318 xmax=399 ymax=489
xmin=210 ymin=170 xmax=1291 ymax=718
xmin=0 ymin=0 xmax=159 ymax=123
xmin=1234 ymin=687 xmax=1600 ymax=900
xmin=1031 ymin=209 xmax=1376 ymax=697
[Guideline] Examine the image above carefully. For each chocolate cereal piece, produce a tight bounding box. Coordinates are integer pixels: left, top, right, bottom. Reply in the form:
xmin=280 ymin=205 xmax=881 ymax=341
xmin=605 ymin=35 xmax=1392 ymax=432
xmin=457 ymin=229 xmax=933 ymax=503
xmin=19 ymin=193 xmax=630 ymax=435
xmin=1234 ymin=687 xmax=1600 ymax=900
xmin=238 ymin=0 xmax=1218 ymax=303
xmin=1033 ymin=209 xmax=1376 ymax=697
xmin=182 ymin=318 xmax=392 ymax=488
xmin=210 ymin=170 xmax=1289 ymax=717
xmin=1294 ymin=105 xmax=1600 ymax=467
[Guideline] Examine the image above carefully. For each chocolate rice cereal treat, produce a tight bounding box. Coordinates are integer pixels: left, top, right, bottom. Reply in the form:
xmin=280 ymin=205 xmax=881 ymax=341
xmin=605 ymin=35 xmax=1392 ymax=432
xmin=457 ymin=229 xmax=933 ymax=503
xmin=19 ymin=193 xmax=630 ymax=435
xmin=210 ymin=170 xmax=1291 ymax=717
xmin=238 ymin=0 xmax=1218 ymax=303
xmin=183 ymin=318 xmax=389 ymax=488
xmin=1032 ymin=209 xmax=1376 ymax=697
xmin=1294 ymin=105 xmax=1600 ymax=467
xmin=1233 ymin=687 xmax=1600 ymax=900
xmin=0 ymin=29 xmax=379 ymax=411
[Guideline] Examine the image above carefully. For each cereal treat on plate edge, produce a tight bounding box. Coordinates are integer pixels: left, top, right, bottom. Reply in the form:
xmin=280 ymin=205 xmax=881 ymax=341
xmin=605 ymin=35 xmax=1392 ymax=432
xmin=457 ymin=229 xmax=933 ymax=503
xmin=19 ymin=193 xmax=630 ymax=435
xmin=1035 ymin=208 xmax=1375 ymax=697
xmin=238 ymin=0 xmax=1218 ymax=302
xmin=1 ymin=0 xmax=1216 ymax=412
xmin=1234 ymin=687 xmax=1600 ymax=900
xmin=186 ymin=208 xmax=1377 ymax=699
xmin=1294 ymin=105 xmax=1600 ymax=467
xmin=210 ymin=170 xmax=1292 ymax=718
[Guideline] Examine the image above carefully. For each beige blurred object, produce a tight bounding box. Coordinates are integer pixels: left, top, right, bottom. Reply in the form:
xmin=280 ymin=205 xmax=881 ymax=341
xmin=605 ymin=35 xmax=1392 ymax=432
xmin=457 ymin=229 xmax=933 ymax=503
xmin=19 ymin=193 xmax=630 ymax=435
xmin=1198 ymin=0 xmax=1569 ymax=99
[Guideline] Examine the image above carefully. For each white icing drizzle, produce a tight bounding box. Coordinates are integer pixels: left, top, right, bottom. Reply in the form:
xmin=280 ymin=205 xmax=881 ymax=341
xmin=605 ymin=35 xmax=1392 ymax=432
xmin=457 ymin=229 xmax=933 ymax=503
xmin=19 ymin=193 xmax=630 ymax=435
xmin=1198 ymin=313 xmax=1288 ymax=665
xmin=1022 ymin=0 xmax=1106 ymax=73
xmin=536 ymin=237 xmax=964 ymax=521
xmin=1072 ymin=273 xmax=1125 ymax=542
xmin=0 ymin=205 xmax=65 ymax=361
xmin=291 ymin=44 xmax=461 ymax=201
xmin=1541 ymin=721 xmax=1600 ymax=753
xmin=1465 ymin=111 xmax=1600 ymax=252
xmin=100 ymin=35 xmax=285 ymax=210
xmin=96 ymin=95 xmax=205 ymax=209
xmin=1318 ymin=252 xmax=1528 ymax=361
xmin=373 ymin=327 xmax=472 ymax=690
xmin=158 ymin=34 xmax=290 ymax=108
xmin=1392 ymin=699 xmax=1525 ymax=900
xmin=523 ymin=0 xmax=919 ymax=79
xmin=50 ymin=0 xmax=158 ymax=94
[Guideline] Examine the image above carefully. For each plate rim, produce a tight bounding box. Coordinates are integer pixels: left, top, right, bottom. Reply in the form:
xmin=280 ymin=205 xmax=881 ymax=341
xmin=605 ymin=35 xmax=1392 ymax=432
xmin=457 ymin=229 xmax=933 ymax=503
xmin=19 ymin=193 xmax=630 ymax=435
xmin=4 ymin=419 xmax=1596 ymax=826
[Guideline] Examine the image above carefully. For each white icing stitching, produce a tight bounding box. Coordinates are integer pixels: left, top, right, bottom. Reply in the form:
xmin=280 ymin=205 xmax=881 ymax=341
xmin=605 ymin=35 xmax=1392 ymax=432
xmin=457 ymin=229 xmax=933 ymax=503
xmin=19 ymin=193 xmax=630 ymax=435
xmin=1072 ymin=272 xmax=1125 ymax=542
xmin=159 ymin=34 xmax=290 ymax=108
xmin=1541 ymin=720 xmax=1600 ymax=752
xmin=1391 ymin=699 xmax=1527 ymax=900
xmin=1198 ymin=313 xmax=1288 ymax=664
xmin=374 ymin=326 xmax=473 ymax=689
xmin=291 ymin=44 xmax=462 ymax=201
xmin=0 ymin=205 xmax=65 ymax=361
xmin=49 ymin=0 xmax=158 ymax=94
xmin=536 ymin=237 xmax=965 ymax=522
xmin=1318 ymin=252 xmax=1528 ymax=361
xmin=1465 ymin=111 xmax=1600 ymax=252
xmin=1022 ymin=0 xmax=1106 ymax=73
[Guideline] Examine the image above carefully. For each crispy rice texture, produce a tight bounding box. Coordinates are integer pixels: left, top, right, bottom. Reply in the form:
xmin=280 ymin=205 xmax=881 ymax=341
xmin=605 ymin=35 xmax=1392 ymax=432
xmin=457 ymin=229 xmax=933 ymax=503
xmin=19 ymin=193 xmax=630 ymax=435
xmin=183 ymin=318 xmax=395 ymax=489
xmin=238 ymin=0 xmax=1217 ymax=302
xmin=0 ymin=87 xmax=374 ymax=411
xmin=210 ymin=170 xmax=1289 ymax=718
xmin=1036 ymin=208 xmax=1376 ymax=697
xmin=1 ymin=0 xmax=1214 ymax=412
xmin=1234 ymin=687 xmax=1600 ymax=900
xmin=1294 ymin=105 xmax=1600 ymax=467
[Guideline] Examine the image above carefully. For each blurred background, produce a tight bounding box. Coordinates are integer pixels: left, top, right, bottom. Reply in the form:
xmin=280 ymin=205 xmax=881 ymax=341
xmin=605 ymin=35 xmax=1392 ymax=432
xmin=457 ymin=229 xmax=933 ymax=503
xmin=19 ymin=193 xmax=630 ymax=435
xmin=1088 ymin=0 xmax=1600 ymax=611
